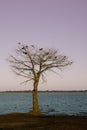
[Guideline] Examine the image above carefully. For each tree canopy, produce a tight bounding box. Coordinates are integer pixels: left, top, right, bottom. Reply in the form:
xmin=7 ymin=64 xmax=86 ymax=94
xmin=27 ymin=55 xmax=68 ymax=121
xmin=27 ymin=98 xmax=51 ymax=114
xmin=9 ymin=43 xmax=73 ymax=85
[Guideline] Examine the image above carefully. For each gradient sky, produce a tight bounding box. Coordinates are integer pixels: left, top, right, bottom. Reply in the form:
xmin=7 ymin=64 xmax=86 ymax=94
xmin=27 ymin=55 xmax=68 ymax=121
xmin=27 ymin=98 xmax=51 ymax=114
xmin=0 ymin=0 xmax=87 ymax=91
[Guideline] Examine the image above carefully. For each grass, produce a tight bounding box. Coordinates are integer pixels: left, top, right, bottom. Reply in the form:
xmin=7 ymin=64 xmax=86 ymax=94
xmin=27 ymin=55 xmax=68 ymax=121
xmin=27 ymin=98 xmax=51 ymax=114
xmin=0 ymin=112 xmax=87 ymax=130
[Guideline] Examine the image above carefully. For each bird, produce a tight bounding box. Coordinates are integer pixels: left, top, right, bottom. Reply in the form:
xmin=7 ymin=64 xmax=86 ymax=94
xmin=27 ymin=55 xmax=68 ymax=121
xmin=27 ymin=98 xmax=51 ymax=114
xmin=46 ymin=52 xmax=49 ymax=55
xmin=25 ymin=45 xmax=28 ymax=48
xmin=22 ymin=47 xmax=25 ymax=50
xmin=63 ymin=56 xmax=66 ymax=59
xmin=18 ymin=42 xmax=21 ymax=45
xmin=23 ymin=52 xmax=27 ymax=55
xmin=31 ymin=45 xmax=34 ymax=47
xmin=39 ymin=48 xmax=43 ymax=50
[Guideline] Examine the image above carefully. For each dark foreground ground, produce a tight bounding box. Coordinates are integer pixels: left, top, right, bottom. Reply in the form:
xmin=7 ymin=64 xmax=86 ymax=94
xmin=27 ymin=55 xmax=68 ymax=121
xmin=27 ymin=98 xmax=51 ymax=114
xmin=0 ymin=113 xmax=87 ymax=130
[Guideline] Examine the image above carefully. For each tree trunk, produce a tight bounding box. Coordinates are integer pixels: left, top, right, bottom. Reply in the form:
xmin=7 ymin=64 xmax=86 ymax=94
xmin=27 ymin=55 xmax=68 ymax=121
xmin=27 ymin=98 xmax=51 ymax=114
xmin=32 ymin=81 xmax=40 ymax=113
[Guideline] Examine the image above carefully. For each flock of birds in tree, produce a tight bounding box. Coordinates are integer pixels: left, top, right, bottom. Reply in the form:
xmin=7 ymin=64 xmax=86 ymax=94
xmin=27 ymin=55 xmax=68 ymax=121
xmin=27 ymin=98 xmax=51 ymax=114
xmin=18 ymin=42 xmax=59 ymax=59
xmin=18 ymin=42 xmax=43 ymax=55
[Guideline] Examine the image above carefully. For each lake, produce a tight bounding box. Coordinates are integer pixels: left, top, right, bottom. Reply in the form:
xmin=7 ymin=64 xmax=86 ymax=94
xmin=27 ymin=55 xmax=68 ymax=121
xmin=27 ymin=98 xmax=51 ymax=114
xmin=0 ymin=92 xmax=87 ymax=116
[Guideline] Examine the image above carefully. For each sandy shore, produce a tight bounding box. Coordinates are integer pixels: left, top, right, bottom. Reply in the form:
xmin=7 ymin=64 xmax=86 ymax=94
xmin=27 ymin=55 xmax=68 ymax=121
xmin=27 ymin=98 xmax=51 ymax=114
xmin=0 ymin=113 xmax=87 ymax=130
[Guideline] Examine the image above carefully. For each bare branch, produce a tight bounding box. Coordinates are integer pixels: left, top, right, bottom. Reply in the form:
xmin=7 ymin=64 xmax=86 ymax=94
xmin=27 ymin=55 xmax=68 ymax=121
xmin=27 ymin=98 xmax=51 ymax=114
xmin=8 ymin=43 xmax=73 ymax=85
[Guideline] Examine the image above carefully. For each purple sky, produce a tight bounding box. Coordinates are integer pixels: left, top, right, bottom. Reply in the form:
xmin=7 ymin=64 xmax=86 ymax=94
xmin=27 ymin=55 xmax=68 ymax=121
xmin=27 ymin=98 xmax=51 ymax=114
xmin=0 ymin=0 xmax=87 ymax=91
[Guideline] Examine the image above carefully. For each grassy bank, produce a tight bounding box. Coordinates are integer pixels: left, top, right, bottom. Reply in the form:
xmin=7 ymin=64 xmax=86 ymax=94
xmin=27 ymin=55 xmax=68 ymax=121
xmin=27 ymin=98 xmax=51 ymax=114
xmin=0 ymin=113 xmax=87 ymax=130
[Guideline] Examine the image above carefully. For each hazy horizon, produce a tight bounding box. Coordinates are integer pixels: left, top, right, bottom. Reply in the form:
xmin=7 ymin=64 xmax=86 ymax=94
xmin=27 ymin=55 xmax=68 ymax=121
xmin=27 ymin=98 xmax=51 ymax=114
xmin=0 ymin=0 xmax=87 ymax=91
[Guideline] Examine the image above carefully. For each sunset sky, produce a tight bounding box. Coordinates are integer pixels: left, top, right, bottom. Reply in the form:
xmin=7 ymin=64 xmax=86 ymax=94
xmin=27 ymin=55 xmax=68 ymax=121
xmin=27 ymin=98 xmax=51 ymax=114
xmin=0 ymin=0 xmax=87 ymax=91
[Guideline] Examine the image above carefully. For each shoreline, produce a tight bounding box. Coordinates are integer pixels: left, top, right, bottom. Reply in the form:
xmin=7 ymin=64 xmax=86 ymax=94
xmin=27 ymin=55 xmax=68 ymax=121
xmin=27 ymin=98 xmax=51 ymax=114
xmin=0 ymin=113 xmax=87 ymax=130
xmin=0 ymin=90 xmax=87 ymax=93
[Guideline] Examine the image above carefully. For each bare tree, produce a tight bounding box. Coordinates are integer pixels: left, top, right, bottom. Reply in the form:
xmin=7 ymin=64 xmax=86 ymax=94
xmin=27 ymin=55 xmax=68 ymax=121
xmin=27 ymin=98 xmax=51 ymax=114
xmin=8 ymin=43 xmax=73 ymax=115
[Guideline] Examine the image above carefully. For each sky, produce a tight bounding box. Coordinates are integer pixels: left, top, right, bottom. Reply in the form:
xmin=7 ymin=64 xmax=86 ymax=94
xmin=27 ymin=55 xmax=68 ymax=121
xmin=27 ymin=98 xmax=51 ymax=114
xmin=0 ymin=0 xmax=87 ymax=91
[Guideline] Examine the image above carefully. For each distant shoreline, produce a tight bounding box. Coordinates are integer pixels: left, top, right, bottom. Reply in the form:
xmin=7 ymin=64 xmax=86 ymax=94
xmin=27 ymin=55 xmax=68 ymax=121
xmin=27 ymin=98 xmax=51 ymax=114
xmin=0 ymin=90 xmax=87 ymax=93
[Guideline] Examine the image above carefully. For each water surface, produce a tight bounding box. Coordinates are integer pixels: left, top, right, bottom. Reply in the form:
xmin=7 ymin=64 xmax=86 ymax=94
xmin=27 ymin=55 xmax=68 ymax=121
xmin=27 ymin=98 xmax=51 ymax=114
xmin=0 ymin=92 xmax=87 ymax=116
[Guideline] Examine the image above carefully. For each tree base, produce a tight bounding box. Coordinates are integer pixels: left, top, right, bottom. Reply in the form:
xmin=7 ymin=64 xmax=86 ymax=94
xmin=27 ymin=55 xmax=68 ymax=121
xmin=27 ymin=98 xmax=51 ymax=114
xmin=28 ymin=111 xmax=46 ymax=116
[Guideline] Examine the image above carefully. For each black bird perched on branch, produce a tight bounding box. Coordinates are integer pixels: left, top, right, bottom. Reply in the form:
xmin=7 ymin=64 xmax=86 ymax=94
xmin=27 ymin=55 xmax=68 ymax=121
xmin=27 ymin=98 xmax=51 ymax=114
xmin=39 ymin=48 xmax=43 ymax=51
xmin=22 ymin=47 xmax=25 ymax=50
xmin=55 ymin=56 xmax=57 ymax=59
xmin=23 ymin=52 xmax=27 ymax=55
xmin=18 ymin=42 xmax=21 ymax=45
xmin=31 ymin=45 xmax=34 ymax=47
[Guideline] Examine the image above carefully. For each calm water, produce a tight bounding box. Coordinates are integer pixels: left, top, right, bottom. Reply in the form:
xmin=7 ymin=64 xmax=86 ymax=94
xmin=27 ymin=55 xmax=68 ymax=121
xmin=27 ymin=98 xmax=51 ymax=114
xmin=0 ymin=92 xmax=87 ymax=116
